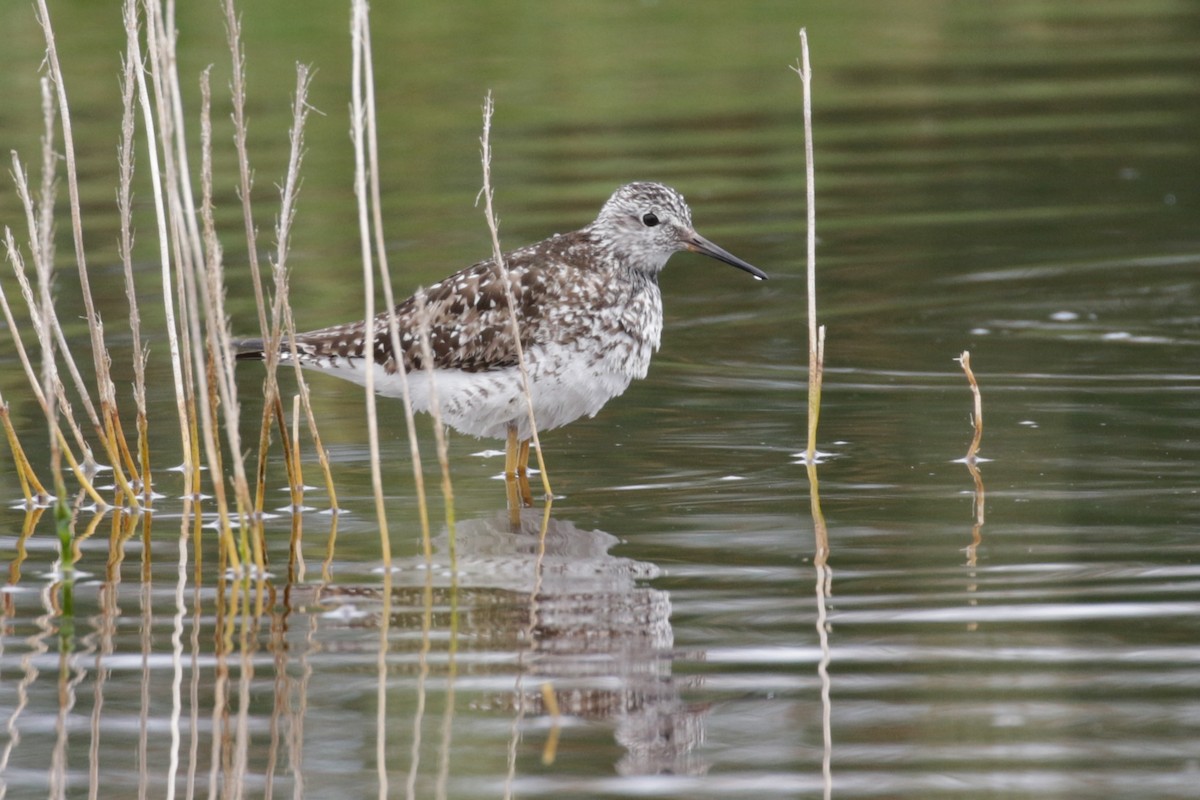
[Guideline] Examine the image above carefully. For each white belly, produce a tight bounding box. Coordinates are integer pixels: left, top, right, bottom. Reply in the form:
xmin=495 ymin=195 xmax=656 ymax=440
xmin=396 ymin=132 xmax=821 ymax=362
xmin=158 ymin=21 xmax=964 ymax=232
xmin=299 ymin=335 xmax=654 ymax=441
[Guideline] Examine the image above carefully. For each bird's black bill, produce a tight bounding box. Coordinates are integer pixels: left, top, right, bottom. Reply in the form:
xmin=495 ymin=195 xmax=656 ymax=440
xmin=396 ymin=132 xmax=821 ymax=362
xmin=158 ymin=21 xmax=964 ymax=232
xmin=685 ymin=232 xmax=768 ymax=281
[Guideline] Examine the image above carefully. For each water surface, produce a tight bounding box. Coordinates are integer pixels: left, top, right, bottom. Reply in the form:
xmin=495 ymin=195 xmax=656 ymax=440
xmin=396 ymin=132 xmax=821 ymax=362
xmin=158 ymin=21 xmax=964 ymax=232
xmin=1 ymin=1 xmax=1199 ymax=798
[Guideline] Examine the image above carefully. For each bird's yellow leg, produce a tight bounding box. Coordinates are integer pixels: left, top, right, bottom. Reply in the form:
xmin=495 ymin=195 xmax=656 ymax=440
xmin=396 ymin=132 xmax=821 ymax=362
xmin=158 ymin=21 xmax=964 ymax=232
xmin=504 ymin=424 xmax=523 ymax=518
xmin=517 ymin=438 xmax=533 ymax=507
xmin=517 ymin=439 xmax=531 ymax=476
xmin=504 ymin=424 xmax=520 ymax=479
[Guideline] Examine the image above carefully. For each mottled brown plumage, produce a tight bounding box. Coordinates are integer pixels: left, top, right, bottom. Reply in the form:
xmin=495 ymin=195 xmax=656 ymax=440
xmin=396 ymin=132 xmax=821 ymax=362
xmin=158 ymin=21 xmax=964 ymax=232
xmin=236 ymin=182 xmax=765 ymax=443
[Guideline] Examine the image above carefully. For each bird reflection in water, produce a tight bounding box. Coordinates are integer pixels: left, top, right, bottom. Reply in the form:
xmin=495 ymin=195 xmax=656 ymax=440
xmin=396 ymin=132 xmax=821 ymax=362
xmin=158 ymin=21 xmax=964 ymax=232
xmin=298 ymin=507 xmax=707 ymax=778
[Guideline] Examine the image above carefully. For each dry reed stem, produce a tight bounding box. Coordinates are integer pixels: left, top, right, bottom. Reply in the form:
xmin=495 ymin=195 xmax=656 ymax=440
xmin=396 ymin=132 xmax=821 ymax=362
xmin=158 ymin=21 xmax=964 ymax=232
xmin=478 ymin=92 xmax=551 ymax=500
xmin=291 ymin=394 xmax=303 ymax=502
xmin=268 ymin=398 xmax=298 ymax=504
xmin=956 ymin=350 xmax=984 ymax=461
xmin=281 ymin=295 xmax=339 ymax=511
xmin=266 ymin=399 xmax=298 ymax=509
xmin=265 ymin=65 xmax=320 ymax=512
xmin=1 ymin=227 xmax=90 ymax=461
xmin=957 ymin=351 xmax=985 ymax=570
xmin=149 ymin=1 xmax=209 ymax=499
xmin=351 ymin=0 xmax=392 ymax=568
xmin=221 ymin=0 xmax=269 ymax=343
xmin=358 ymin=14 xmax=435 ymax=556
xmin=144 ymin=0 xmax=207 ymax=500
xmin=189 ymin=53 xmax=267 ymax=577
xmin=271 ymin=70 xmax=338 ymax=508
xmin=413 ymin=291 xmax=456 ymax=560
xmin=1 ymin=230 xmax=107 ymax=507
xmin=125 ymin=0 xmax=194 ymax=490
xmin=195 ymin=69 xmax=243 ymax=574
xmin=117 ymin=19 xmax=150 ymax=497
xmin=33 ymin=0 xmax=128 ymax=469
xmin=253 ymin=402 xmax=277 ymax=515
xmin=0 ymin=399 xmax=49 ymax=503
xmin=12 ymin=155 xmax=127 ymax=490
xmin=35 ymin=78 xmax=56 ymax=293
xmin=793 ymin=29 xmax=825 ymax=465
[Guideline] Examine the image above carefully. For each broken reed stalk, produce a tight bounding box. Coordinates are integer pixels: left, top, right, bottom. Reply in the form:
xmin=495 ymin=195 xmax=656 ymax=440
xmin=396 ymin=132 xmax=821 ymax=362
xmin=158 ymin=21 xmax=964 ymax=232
xmin=351 ymin=0 xmax=393 ymax=568
xmin=957 ymin=350 xmax=983 ymax=461
xmin=478 ymin=92 xmax=551 ymax=500
xmin=116 ymin=17 xmax=151 ymax=497
xmin=956 ymin=350 xmax=985 ymax=567
xmin=796 ymin=29 xmax=825 ymax=465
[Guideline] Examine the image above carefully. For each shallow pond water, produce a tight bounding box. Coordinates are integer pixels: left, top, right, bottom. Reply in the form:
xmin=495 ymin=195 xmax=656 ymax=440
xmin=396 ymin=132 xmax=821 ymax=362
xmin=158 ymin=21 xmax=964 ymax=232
xmin=1 ymin=1 xmax=1199 ymax=798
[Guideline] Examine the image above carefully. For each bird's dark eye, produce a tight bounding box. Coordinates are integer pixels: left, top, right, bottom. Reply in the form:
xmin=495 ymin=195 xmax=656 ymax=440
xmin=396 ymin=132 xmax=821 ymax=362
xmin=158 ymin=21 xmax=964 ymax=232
xmin=641 ymin=212 xmax=660 ymax=227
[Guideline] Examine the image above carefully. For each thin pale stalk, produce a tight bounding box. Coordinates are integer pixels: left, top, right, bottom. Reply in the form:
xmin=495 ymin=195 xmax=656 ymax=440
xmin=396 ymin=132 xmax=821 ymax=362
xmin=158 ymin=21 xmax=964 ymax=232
xmin=796 ymin=29 xmax=824 ymax=464
xmin=478 ymin=92 xmax=551 ymax=500
xmin=118 ymin=4 xmax=150 ymax=498
xmin=413 ymin=291 xmax=456 ymax=563
xmin=282 ymin=297 xmax=339 ymax=511
xmin=143 ymin=0 xmax=204 ymax=498
xmin=32 ymin=19 xmax=140 ymax=508
xmin=265 ymin=65 xmax=318 ymax=512
xmin=253 ymin=402 xmax=273 ymax=517
xmin=33 ymin=0 xmax=125 ymax=457
xmin=150 ymin=0 xmax=205 ymax=500
xmin=35 ymin=77 xmax=56 ymax=293
xmin=193 ymin=68 xmax=243 ymax=574
xmin=12 ymin=154 xmax=141 ymax=503
xmin=160 ymin=0 xmax=207 ymax=284
xmin=291 ymin=394 xmax=303 ymax=508
xmin=127 ymin=0 xmax=193 ymax=488
xmin=221 ymin=0 xmax=269 ymax=342
xmin=272 ymin=398 xmax=300 ymax=506
xmin=359 ymin=11 xmax=433 ymax=550
xmin=351 ymin=0 xmax=391 ymax=568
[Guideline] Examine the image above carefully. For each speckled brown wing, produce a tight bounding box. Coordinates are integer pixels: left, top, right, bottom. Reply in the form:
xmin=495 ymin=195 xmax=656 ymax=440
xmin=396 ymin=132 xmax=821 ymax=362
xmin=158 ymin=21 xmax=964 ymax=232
xmin=290 ymin=231 xmax=592 ymax=375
